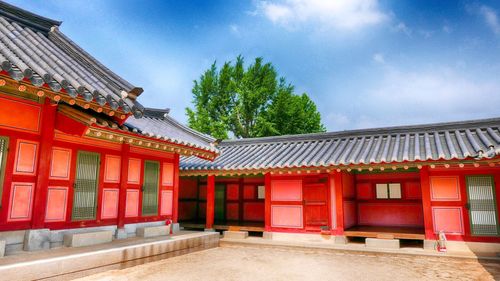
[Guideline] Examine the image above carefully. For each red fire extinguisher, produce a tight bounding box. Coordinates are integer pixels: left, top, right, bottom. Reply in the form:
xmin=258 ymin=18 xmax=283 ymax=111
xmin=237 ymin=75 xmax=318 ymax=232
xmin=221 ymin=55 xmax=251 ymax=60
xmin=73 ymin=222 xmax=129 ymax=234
xmin=437 ymin=230 xmax=447 ymax=252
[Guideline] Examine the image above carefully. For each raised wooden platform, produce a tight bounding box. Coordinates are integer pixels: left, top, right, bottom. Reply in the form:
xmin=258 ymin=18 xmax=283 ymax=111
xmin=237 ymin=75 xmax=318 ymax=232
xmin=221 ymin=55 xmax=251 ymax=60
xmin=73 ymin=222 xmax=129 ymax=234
xmin=344 ymin=226 xmax=425 ymax=240
xmin=181 ymin=221 xmax=265 ymax=232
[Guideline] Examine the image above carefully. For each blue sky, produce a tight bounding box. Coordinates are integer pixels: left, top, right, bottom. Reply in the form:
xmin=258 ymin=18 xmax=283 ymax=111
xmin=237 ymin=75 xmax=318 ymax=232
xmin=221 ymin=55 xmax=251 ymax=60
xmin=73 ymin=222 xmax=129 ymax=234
xmin=10 ymin=0 xmax=500 ymax=131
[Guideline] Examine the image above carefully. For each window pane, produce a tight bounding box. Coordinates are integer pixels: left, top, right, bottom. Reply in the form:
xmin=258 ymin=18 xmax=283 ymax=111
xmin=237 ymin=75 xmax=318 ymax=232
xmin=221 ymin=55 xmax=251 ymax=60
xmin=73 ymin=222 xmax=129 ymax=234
xmin=376 ymin=184 xmax=388 ymax=199
xmin=389 ymin=183 xmax=402 ymax=199
xmin=257 ymin=185 xmax=265 ymax=199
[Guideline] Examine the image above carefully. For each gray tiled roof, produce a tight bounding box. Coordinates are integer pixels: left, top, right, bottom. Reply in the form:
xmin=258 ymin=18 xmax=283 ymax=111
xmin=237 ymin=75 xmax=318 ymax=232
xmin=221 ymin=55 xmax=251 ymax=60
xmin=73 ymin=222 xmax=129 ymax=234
xmin=180 ymin=118 xmax=500 ymax=171
xmin=0 ymin=1 xmax=144 ymax=117
xmin=126 ymin=108 xmax=218 ymax=153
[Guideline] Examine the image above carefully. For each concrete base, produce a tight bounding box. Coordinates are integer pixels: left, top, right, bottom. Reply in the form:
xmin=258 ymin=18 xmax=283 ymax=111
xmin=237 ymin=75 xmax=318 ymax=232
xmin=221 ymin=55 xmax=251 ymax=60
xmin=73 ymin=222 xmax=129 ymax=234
xmin=137 ymin=225 xmax=171 ymax=238
xmin=366 ymin=238 xmax=400 ymax=249
xmin=263 ymin=232 xmax=273 ymax=240
xmin=23 ymin=229 xmax=50 ymax=251
xmin=334 ymin=235 xmax=348 ymax=245
xmin=223 ymin=231 xmax=248 ymax=239
xmin=0 ymin=240 xmax=5 ymax=257
xmin=116 ymin=228 xmax=128 ymax=240
xmin=172 ymin=223 xmax=180 ymax=234
xmin=204 ymin=228 xmax=216 ymax=232
xmin=64 ymin=231 xmax=113 ymax=248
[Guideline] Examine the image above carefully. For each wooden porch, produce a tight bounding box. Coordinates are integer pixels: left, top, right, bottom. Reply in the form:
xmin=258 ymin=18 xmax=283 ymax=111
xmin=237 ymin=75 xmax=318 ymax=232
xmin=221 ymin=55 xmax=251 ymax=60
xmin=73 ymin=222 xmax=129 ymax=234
xmin=181 ymin=220 xmax=265 ymax=232
xmin=344 ymin=226 xmax=425 ymax=240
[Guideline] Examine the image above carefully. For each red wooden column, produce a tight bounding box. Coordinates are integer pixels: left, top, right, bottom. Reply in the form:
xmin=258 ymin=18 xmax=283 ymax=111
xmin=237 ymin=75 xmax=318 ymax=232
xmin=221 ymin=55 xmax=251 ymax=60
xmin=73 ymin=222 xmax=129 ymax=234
xmin=264 ymin=172 xmax=271 ymax=231
xmin=172 ymin=154 xmax=180 ymax=223
xmin=206 ymin=175 xmax=215 ymax=230
xmin=117 ymin=143 xmax=130 ymax=228
xmin=31 ymin=98 xmax=57 ymax=229
xmin=332 ymin=171 xmax=345 ymax=235
xmin=420 ymin=166 xmax=435 ymax=240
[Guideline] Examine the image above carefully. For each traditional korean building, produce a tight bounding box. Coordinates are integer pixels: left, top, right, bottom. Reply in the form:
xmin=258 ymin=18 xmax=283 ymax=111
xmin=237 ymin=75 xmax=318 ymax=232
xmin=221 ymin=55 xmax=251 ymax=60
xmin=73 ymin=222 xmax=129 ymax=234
xmin=180 ymin=118 xmax=500 ymax=248
xmin=0 ymin=2 xmax=217 ymax=251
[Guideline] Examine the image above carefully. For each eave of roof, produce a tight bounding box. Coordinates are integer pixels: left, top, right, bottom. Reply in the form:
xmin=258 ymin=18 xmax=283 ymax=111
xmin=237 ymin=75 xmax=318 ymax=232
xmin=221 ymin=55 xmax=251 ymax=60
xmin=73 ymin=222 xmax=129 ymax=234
xmin=0 ymin=1 xmax=144 ymax=118
xmin=180 ymin=117 xmax=500 ymax=175
xmin=57 ymin=104 xmax=218 ymax=160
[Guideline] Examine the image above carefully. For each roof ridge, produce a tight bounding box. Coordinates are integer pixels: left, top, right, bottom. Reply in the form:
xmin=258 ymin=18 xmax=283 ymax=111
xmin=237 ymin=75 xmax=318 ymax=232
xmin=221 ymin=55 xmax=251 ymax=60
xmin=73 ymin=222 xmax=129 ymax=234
xmin=220 ymin=117 xmax=500 ymax=146
xmin=0 ymin=1 xmax=61 ymax=33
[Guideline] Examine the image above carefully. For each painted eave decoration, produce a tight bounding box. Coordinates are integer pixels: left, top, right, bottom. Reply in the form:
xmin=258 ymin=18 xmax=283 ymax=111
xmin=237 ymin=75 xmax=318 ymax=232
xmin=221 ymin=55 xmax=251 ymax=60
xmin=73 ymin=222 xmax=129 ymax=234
xmin=180 ymin=118 xmax=500 ymax=176
xmin=0 ymin=1 xmax=145 ymax=118
xmin=57 ymin=104 xmax=219 ymax=160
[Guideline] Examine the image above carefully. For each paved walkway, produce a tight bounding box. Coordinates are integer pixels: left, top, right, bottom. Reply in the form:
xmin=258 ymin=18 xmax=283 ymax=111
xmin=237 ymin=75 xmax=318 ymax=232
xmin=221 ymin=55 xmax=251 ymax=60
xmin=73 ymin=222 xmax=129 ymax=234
xmin=77 ymin=244 xmax=500 ymax=281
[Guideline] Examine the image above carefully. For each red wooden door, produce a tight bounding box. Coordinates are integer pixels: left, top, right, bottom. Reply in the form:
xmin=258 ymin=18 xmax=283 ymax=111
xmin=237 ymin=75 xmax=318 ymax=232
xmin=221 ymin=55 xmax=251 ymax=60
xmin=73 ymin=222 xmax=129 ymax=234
xmin=303 ymin=183 xmax=329 ymax=231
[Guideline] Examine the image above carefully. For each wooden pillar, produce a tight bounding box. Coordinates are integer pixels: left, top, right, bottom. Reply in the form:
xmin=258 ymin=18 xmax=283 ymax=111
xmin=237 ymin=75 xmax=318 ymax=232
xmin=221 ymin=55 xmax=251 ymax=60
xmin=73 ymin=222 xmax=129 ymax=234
xmin=31 ymin=98 xmax=57 ymax=229
xmin=264 ymin=172 xmax=271 ymax=231
xmin=420 ymin=166 xmax=435 ymax=240
xmin=172 ymin=154 xmax=180 ymax=223
xmin=117 ymin=143 xmax=130 ymax=228
xmin=332 ymin=171 xmax=345 ymax=235
xmin=206 ymin=174 xmax=215 ymax=229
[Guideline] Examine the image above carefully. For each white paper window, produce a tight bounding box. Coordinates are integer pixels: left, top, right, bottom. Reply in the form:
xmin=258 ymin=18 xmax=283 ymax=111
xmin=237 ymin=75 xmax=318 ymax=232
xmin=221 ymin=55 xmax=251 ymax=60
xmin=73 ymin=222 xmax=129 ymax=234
xmin=389 ymin=183 xmax=402 ymax=199
xmin=376 ymin=184 xmax=388 ymax=199
xmin=257 ymin=185 xmax=265 ymax=199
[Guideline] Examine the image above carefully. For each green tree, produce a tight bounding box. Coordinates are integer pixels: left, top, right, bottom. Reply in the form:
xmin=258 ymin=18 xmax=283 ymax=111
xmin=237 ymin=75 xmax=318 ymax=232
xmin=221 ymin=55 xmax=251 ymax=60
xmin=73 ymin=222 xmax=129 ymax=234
xmin=186 ymin=56 xmax=325 ymax=139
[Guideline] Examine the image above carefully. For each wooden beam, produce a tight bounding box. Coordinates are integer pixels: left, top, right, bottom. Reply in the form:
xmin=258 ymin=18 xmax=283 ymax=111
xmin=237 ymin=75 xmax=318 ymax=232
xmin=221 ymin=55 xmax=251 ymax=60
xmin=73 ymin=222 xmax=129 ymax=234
xmin=206 ymin=175 xmax=215 ymax=230
xmin=172 ymin=153 xmax=180 ymax=223
xmin=117 ymin=143 xmax=130 ymax=228
xmin=419 ymin=166 xmax=435 ymax=240
xmin=264 ymin=172 xmax=271 ymax=231
xmin=31 ymin=98 xmax=57 ymax=228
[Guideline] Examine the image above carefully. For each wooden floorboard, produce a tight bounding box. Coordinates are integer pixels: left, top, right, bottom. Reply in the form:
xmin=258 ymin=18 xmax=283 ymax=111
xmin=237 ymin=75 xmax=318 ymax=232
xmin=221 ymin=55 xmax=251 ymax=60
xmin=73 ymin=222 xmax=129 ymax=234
xmin=344 ymin=226 xmax=425 ymax=240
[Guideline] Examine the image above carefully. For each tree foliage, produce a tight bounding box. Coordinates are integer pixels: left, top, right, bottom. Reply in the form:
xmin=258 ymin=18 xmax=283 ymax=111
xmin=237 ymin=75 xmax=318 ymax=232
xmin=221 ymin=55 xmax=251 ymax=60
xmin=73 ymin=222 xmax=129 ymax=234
xmin=186 ymin=56 xmax=325 ymax=139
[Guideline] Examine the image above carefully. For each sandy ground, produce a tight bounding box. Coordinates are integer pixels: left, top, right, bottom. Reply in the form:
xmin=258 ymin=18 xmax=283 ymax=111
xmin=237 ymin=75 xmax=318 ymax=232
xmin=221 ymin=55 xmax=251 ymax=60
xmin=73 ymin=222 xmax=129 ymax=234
xmin=76 ymin=244 xmax=500 ymax=281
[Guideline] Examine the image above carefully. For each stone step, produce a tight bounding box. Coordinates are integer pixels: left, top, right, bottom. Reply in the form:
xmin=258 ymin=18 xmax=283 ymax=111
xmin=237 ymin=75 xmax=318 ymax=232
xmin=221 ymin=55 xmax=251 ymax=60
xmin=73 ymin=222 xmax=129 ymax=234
xmin=137 ymin=225 xmax=171 ymax=238
xmin=223 ymin=231 xmax=248 ymax=239
xmin=63 ymin=231 xmax=113 ymax=248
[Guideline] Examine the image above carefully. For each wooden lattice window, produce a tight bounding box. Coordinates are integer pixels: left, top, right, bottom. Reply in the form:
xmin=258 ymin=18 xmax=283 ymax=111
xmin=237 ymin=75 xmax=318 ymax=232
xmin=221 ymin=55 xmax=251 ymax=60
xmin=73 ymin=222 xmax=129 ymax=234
xmin=466 ymin=176 xmax=499 ymax=236
xmin=72 ymin=151 xmax=100 ymax=220
xmin=142 ymin=160 xmax=159 ymax=216
xmin=0 ymin=136 xmax=9 ymax=207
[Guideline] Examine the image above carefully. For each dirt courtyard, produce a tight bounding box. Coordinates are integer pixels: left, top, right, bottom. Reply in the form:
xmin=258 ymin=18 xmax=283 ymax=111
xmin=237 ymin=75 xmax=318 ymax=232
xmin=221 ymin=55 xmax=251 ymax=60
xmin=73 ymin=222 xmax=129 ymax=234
xmin=77 ymin=244 xmax=500 ymax=281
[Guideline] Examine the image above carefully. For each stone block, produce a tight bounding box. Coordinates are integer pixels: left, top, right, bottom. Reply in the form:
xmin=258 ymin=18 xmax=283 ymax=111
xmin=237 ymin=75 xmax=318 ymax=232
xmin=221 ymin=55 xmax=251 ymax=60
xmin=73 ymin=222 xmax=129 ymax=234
xmin=223 ymin=231 xmax=248 ymax=239
xmin=137 ymin=225 xmax=171 ymax=238
xmin=262 ymin=231 xmax=273 ymax=240
xmin=172 ymin=223 xmax=180 ymax=233
xmin=0 ymin=240 xmax=5 ymax=257
xmin=24 ymin=229 xmax=51 ymax=251
xmin=366 ymin=238 xmax=400 ymax=249
xmin=116 ymin=228 xmax=128 ymax=239
xmin=63 ymin=231 xmax=113 ymax=248
xmin=334 ymin=235 xmax=348 ymax=244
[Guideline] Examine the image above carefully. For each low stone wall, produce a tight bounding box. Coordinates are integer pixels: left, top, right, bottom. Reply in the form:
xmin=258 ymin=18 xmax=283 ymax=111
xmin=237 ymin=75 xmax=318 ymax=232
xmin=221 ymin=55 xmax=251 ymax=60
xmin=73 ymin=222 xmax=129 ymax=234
xmin=0 ymin=232 xmax=219 ymax=281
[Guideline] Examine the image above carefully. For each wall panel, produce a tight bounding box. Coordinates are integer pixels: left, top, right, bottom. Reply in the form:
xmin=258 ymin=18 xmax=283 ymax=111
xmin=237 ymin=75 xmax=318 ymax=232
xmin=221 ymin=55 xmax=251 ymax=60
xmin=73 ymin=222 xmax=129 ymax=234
xmin=430 ymin=176 xmax=460 ymax=201
xmin=8 ymin=182 xmax=34 ymax=221
xmin=271 ymin=205 xmax=303 ymax=228
xmin=432 ymin=207 xmax=464 ymax=234
xmin=271 ymin=180 xmax=302 ymax=201
xmin=14 ymin=140 xmax=38 ymax=175
xmin=49 ymin=148 xmax=72 ymax=180
xmin=45 ymin=186 xmax=68 ymax=222
xmin=101 ymin=188 xmax=119 ymax=219
xmin=125 ymin=189 xmax=139 ymax=217
xmin=160 ymin=190 xmax=173 ymax=216
xmin=104 ymin=155 xmax=121 ymax=183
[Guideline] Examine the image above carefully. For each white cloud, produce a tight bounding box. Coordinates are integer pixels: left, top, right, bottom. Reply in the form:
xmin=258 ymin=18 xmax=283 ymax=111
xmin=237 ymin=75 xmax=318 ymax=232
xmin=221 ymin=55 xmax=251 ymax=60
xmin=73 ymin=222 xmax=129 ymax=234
xmin=442 ymin=25 xmax=452 ymax=34
xmin=325 ymin=65 xmax=500 ymax=130
xmin=258 ymin=0 xmax=389 ymax=31
xmin=393 ymin=22 xmax=412 ymax=36
xmin=479 ymin=5 xmax=500 ymax=35
xmin=372 ymin=53 xmax=385 ymax=64
xmin=229 ymin=24 xmax=240 ymax=35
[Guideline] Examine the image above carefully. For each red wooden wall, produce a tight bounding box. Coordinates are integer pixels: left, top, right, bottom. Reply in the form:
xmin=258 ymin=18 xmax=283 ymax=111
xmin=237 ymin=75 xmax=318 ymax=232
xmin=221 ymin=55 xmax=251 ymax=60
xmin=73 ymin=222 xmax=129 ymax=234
xmin=0 ymin=93 xmax=178 ymax=231
xmin=354 ymin=173 xmax=424 ymax=228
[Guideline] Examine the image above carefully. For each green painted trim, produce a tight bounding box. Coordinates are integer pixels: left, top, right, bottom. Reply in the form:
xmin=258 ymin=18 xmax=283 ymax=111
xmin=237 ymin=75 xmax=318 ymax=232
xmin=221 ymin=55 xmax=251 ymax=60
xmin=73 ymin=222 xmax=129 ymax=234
xmin=465 ymin=175 xmax=499 ymax=237
xmin=0 ymin=136 xmax=9 ymax=207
